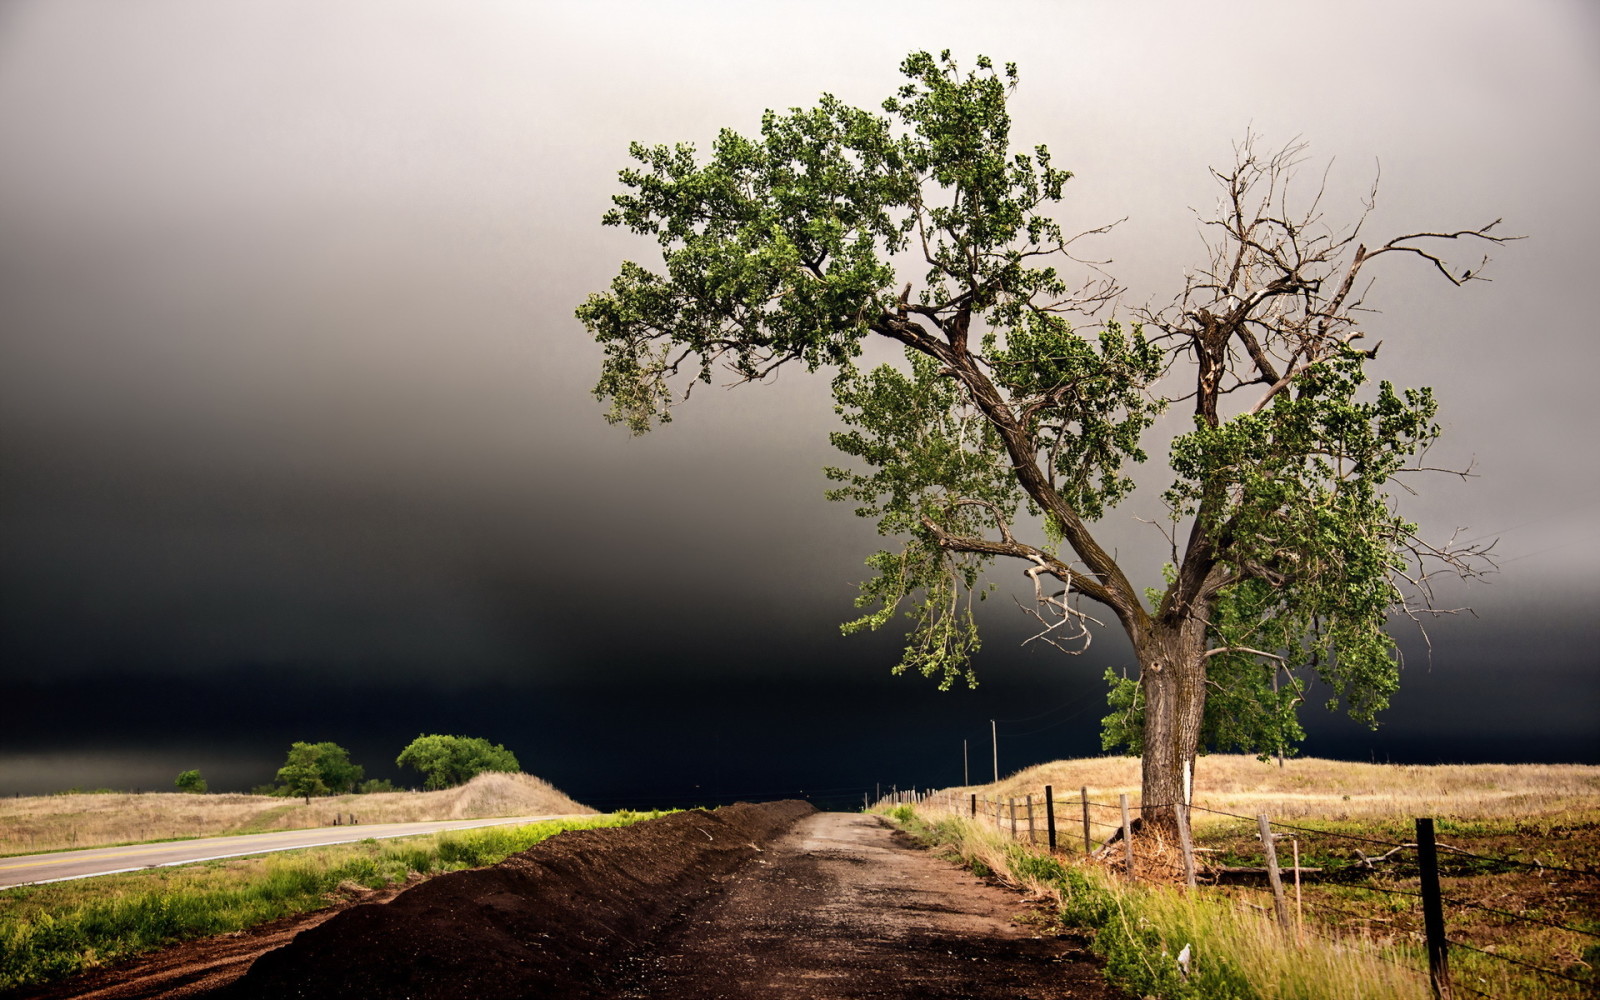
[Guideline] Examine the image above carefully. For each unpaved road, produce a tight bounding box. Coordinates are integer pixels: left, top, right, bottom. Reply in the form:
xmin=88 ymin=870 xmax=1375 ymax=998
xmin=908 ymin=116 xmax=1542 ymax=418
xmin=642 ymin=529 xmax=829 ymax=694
xmin=16 ymin=806 xmax=1129 ymax=1000
xmin=612 ymin=812 xmax=1126 ymax=999
xmin=0 ymin=815 xmax=580 ymax=889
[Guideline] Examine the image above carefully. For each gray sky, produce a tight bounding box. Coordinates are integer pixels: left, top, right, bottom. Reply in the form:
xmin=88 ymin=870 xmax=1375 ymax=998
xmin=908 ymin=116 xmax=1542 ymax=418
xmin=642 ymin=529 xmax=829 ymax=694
xmin=1 ymin=0 xmax=1596 ymax=796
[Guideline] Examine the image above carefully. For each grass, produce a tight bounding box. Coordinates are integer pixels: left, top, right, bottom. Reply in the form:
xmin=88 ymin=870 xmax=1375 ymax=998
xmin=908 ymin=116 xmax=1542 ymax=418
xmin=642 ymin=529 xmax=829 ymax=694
xmin=892 ymin=756 xmax=1600 ymax=1000
xmin=0 ymin=772 xmax=594 ymax=855
xmin=0 ymin=812 xmax=664 ymax=993
xmin=887 ymin=805 xmax=1429 ymax=1000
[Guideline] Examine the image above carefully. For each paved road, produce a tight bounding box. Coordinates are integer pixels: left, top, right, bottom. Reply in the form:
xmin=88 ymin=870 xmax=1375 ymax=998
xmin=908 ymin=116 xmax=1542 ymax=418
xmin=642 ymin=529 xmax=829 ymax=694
xmin=0 ymin=815 xmax=581 ymax=889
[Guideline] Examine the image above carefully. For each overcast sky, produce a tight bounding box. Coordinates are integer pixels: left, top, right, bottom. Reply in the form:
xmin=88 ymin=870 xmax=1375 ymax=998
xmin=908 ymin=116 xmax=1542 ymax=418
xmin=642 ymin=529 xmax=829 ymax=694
xmin=1 ymin=0 xmax=1595 ymax=806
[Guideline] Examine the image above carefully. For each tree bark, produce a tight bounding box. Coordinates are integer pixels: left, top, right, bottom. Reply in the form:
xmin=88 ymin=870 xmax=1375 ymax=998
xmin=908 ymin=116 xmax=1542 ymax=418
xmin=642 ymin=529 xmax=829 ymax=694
xmin=1136 ymin=611 xmax=1209 ymax=838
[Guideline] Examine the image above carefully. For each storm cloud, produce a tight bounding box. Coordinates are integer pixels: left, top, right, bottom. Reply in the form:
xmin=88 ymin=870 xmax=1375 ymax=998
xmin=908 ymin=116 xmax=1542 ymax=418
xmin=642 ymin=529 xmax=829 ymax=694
xmin=1 ymin=0 xmax=1596 ymax=803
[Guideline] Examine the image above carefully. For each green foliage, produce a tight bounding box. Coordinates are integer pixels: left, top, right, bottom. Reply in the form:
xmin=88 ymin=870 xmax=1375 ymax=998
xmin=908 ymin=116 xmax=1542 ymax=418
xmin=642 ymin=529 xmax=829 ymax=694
xmin=274 ymin=743 xmax=329 ymax=803
xmin=269 ymin=741 xmax=364 ymax=800
xmin=395 ymin=734 xmax=520 ymax=791
xmin=356 ymin=778 xmax=397 ymax=794
xmin=1167 ymin=347 xmax=1434 ymax=733
xmin=308 ymin=742 xmax=364 ymax=795
xmin=986 ymin=318 xmax=1164 ymax=519
xmin=827 ymin=351 xmax=1011 ymax=689
xmin=173 ymin=770 xmax=207 ymax=795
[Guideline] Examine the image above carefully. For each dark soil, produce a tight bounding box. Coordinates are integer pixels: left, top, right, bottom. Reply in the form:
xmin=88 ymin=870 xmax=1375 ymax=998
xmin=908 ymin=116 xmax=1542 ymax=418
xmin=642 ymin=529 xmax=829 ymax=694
xmin=21 ymin=803 xmax=1130 ymax=999
xmin=217 ymin=801 xmax=816 ymax=1000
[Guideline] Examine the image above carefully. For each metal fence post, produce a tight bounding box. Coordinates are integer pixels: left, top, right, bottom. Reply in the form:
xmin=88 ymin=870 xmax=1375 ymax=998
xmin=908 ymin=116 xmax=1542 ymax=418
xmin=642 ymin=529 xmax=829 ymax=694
xmin=1044 ymin=784 xmax=1057 ymax=853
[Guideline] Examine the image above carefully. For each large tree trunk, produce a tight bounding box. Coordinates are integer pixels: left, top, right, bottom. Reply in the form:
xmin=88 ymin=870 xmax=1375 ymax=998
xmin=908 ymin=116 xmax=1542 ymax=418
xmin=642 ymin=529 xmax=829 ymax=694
xmin=1136 ymin=612 xmax=1209 ymax=839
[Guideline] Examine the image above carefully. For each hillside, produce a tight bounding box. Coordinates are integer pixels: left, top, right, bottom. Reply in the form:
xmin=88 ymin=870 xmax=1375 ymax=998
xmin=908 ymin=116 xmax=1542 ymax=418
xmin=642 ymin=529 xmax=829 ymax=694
xmin=0 ymin=772 xmax=593 ymax=854
xmin=963 ymin=755 xmax=1600 ymax=827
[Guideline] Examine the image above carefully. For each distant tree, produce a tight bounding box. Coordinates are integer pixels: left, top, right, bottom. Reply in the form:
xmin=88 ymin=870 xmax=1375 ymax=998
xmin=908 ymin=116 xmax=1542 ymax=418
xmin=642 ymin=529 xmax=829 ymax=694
xmin=357 ymin=778 xmax=398 ymax=794
xmin=275 ymin=742 xmax=330 ymax=804
xmin=174 ymin=769 xmax=207 ymax=794
xmin=307 ymin=741 xmax=364 ymax=794
xmin=269 ymin=741 xmax=363 ymax=799
xmin=396 ymin=734 xmax=520 ymax=790
xmin=576 ymin=50 xmax=1508 ymax=838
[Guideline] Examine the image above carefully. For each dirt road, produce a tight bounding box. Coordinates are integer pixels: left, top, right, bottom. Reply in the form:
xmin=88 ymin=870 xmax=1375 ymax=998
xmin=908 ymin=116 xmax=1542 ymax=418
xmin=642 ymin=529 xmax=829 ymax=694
xmin=17 ymin=805 xmax=1127 ymax=999
xmin=611 ymin=811 xmax=1126 ymax=999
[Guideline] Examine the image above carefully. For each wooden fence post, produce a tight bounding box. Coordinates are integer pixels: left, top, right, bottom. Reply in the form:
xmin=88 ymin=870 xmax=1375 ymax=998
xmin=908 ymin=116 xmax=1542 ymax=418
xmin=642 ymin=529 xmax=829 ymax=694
xmin=1025 ymin=794 xmax=1035 ymax=844
xmin=1081 ymin=786 xmax=1091 ymax=854
xmin=970 ymin=792 xmax=977 ymax=818
xmin=1417 ymin=817 xmax=1454 ymax=1000
xmin=1044 ymin=784 xmax=1057 ymax=853
xmin=1009 ymin=797 xmax=1018 ymax=840
xmin=1258 ymin=814 xmax=1290 ymax=930
xmin=1119 ymin=794 xmax=1135 ymax=877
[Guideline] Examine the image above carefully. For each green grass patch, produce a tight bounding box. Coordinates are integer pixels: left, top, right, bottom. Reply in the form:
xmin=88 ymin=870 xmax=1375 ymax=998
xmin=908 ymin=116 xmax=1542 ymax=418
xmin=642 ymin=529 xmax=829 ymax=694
xmin=0 ymin=812 xmax=665 ymax=993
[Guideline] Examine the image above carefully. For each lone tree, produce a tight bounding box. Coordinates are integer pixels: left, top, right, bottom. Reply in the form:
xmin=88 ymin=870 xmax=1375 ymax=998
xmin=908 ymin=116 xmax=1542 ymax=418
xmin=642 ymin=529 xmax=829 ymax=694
xmin=396 ymin=734 xmax=520 ymax=791
xmin=174 ymin=769 xmax=207 ymax=794
xmin=271 ymin=741 xmax=363 ymax=798
xmin=577 ymin=51 xmax=1507 ymax=837
xmin=276 ymin=742 xmax=330 ymax=804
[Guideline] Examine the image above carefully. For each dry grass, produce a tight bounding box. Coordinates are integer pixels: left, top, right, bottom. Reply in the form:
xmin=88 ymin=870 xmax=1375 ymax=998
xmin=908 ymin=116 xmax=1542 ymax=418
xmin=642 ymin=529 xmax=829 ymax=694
xmin=968 ymin=755 xmax=1600 ymax=832
xmin=0 ymin=772 xmax=594 ymax=854
xmin=894 ymin=807 xmax=1433 ymax=1000
xmin=930 ymin=756 xmax=1600 ymax=999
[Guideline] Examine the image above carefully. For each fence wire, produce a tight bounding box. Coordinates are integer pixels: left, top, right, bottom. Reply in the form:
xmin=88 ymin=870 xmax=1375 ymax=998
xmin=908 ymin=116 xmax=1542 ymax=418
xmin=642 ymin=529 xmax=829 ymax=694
xmin=1447 ymin=938 xmax=1594 ymax=988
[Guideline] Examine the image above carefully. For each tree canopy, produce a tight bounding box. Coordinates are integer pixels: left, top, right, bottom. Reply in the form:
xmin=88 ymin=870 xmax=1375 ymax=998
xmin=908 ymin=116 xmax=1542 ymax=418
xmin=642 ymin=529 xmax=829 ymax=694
xmin=275 ymin=742 xmax=331 ymax=803
xmin=272 ymin=741 xmax=363 ymax=801
xmin=578 ymin=51 xmax=1505 ymax=832
xmin=396 ymin=734 xmax=520 ymax=791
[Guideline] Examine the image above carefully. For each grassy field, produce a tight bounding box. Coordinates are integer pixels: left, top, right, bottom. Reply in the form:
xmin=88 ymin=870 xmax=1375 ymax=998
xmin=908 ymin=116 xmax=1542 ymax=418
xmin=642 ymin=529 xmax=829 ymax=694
xmin=976 ymin=755 xmax=1600 ymax=830
xmin=0 ymin=772 xmax=592 ymax=855
xmin=0 ymin=812 xmax=659 ymax=993
xmin=898 ymin=756 xmax=1600 ymax=1000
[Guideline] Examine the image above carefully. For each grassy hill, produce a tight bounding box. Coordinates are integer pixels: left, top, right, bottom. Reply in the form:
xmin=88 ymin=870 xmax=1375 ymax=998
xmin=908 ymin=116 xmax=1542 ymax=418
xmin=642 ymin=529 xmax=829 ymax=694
xmin=0 ymin=772 xmax=593 ymax=854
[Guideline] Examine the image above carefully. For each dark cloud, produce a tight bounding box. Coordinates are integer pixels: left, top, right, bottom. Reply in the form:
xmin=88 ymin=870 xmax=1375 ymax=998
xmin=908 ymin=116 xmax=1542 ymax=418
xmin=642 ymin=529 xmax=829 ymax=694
xmin=2 ymin=0 xmax=1597 ymax=800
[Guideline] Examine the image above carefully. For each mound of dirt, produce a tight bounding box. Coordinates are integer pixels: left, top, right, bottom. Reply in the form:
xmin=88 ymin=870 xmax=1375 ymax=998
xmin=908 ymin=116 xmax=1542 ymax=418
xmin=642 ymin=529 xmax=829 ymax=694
xmin=214 ymin=801 xmax=815 ymax=1000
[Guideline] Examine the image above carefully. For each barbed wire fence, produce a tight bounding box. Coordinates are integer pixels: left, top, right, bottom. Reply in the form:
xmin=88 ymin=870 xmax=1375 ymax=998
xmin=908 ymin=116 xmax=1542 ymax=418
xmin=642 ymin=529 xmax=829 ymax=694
xmin=872 ymin=784 xmax=1598 ymax=1000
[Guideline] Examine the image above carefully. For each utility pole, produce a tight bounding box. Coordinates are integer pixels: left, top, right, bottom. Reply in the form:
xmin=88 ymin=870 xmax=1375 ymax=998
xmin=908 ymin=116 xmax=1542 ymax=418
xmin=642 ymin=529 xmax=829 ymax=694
xmin=991 ymin=720 xmax=999 ymax=783
xmin=963 ymin=740 xmax=969 ymax=786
